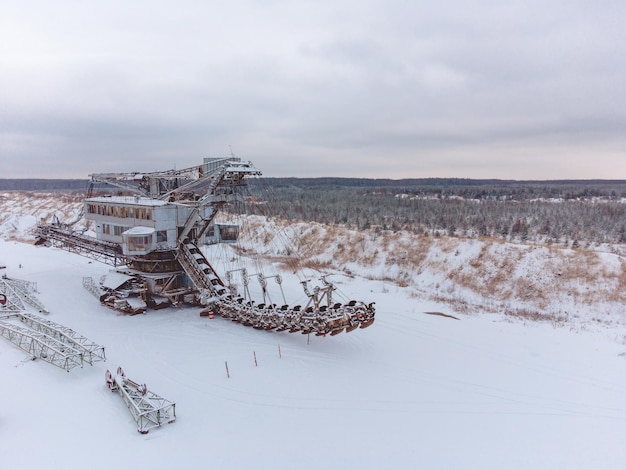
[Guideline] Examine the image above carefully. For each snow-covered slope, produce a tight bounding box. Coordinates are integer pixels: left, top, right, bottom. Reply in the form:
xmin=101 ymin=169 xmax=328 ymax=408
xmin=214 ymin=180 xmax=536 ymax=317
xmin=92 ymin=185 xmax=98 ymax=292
xmin=0 ymin=192 xmax=90 ymax=241
xmin=239 ymin=216 xmax=626 ymax=330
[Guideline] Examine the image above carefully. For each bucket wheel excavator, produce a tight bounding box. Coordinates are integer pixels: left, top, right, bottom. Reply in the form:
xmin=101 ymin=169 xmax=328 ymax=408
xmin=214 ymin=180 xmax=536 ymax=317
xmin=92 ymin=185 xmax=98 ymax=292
xmin=35 ymin=157 xmax=375 ymax=336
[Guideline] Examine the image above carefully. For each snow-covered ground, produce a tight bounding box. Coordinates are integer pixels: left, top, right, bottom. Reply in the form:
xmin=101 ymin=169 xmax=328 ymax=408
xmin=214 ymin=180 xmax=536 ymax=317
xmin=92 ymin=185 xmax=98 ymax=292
xmin=1 ymin=192 xmax=626 ymax=468
xmin=1 ymin=239 xmax=625 ymax=469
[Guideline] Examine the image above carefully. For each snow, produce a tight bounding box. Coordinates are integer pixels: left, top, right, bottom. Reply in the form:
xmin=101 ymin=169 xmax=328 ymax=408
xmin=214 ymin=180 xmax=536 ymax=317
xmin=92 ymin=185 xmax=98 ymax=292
xmin=123 ymin=226 xmax=156 ymax=235
xmin=88 ymin=196 xmax=167 ymax=206
xmin=101 ymin=272 xmax=134 ymax=290
xmin=1 ymin=239 xmax=625 ymax=469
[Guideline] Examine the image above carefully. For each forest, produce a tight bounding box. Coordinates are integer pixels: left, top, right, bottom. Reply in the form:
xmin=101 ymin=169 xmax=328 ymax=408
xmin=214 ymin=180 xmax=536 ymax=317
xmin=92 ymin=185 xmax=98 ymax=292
xmin=246 ymin=178 xmax=626 ymax=247
xmin=3 ymin=177 xmax=626 ymax=247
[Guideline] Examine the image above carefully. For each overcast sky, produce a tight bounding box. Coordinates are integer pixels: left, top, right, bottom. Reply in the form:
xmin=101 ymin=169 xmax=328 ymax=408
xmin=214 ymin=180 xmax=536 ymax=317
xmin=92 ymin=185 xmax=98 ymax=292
xmin=1 ymin=1 xmax=625 ymax=180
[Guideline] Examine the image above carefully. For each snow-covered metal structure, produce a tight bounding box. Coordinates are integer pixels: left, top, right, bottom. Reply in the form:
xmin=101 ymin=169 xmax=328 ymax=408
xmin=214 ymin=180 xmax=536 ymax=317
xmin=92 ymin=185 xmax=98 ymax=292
xmin=0 ymin=320 xmax=83 ymax=371
xmin=17 ymin=312 xmax=106 ymax=365
xmin=0 ymin=275 xmax=48 ymax=314
xmin=35 ymin=157 xmax=375 ymax=336
xmin=106 ymin=366 xmax=176 ymax=434
xmin=0 ymin=276 xmax=106 ymax=370
xmin=0 ymin=312 xmax=105 ymax=371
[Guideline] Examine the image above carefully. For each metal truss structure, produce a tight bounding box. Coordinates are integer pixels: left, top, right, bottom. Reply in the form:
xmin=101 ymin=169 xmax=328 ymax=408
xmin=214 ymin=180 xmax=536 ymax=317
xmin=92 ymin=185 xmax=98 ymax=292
xmin=82 ymin=276 xmax=105 ymax=299
xmin=0 ymin=319 xmax=83 ymax=371
xmin=35 ymin=225 xmax=124 ymax=267
xmin=0 ymin=312 xmax=105 ymax=371
xmin=106 ymin=367 xmax=176 ymax=434
xmin=0 ymin=275 xmax=48 ymax=314
xmin=16 ymin=312 xmax=106 ymax=365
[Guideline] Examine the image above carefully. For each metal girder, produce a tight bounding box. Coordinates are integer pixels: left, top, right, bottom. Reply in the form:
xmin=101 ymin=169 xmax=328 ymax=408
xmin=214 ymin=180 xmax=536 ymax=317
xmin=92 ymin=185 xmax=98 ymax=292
xmin=17 ymin=312 xmax=106 ymax=365
xmin=0 ymin=320 xmax=84 ymax=372
xmin=87 ymin=173 xmax=149 ymax=197
xmin=35 ymin=225 xmax=124 ymax=267
xmin=175 ymin=166 xmax=228 ymax=243
xmin=0 ymin=278 xmax=25 ymax=313
xmin=160 ymin=159 xmax=261 ymax=203
xmin=0 ymin=276 xmax=48 ymax=314
xmin=82 ymin=276 xmax=104 ymax=299
xmin=88 ymin=158 xmax=261 ymax=202
xmin=106 ymin=367 xmax=176 ymax=434
xmin=0 ymin=312 xmax=106 ymax=371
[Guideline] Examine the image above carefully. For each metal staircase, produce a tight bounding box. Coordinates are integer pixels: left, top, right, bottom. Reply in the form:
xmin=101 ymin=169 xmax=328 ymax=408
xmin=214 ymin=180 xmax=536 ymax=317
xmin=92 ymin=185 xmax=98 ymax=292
xmin=176 ymin=241 xmax=225 ymax=296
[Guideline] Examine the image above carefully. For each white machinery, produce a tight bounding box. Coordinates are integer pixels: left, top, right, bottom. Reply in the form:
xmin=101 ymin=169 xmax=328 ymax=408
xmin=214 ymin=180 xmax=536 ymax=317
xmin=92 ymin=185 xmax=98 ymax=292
xmin=35 ymin=157 xmax=375 ymax=336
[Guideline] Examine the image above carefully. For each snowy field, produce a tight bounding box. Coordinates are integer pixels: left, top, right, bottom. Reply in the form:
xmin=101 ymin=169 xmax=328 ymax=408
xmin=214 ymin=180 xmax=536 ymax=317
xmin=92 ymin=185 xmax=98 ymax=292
xmin=1 ymin=239 xmax=625 ymax=469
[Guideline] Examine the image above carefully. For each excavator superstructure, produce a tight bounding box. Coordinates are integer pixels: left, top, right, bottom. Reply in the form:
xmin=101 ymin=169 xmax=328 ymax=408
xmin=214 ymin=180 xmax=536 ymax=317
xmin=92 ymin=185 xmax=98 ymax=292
xmin=36 ymin=157 xmax=375 ymax=335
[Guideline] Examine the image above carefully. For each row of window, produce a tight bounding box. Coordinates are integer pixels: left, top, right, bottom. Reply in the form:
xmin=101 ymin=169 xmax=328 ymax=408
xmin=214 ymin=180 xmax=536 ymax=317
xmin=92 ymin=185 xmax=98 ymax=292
xmin=102 ymin=224 xmax=131 ymax=236
xmin=127 ymin=235 xmax=152 ymax=252
xmin=101 ymin=223 xmax=168 ymax=242
xmin=87 ymin=203 xmax=152 ymax=220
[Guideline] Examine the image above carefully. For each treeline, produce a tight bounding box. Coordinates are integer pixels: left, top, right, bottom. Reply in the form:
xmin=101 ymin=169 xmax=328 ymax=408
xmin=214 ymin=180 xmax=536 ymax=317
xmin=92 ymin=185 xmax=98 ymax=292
xmin=0 ymin=179 xmax=88 ymax=191
xmin=6 ymin=176 xmax=626 ymax=200
xmin=256 ymin=177 xmax=626 ymax=200
xmin=5 ymin=177 xmax=626 ymax=246
xmin=247 ymin=178 xmax=626 ymax=246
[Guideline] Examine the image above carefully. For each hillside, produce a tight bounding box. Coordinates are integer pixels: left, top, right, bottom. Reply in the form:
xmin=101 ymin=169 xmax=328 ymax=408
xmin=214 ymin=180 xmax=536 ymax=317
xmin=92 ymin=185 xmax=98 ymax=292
xmin=1 ymin=190 xmax=625 ymax=333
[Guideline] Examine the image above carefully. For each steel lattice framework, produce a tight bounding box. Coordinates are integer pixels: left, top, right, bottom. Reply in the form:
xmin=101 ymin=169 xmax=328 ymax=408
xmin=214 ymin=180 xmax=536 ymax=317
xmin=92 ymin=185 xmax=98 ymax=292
xmin=0 ymin=276 xmax=48 ymax=313
xmin=0 ymin=319 xmax=84 ymax=371
xmin=16 ymin=312 xmax=106 ymax=365
xmin=35 ymin=225 xmax=124 ymax=267
xmin=0 ymin=312 xmax=105 ymax=371
xmin=106 ymin=367 xmax=176 ymax=434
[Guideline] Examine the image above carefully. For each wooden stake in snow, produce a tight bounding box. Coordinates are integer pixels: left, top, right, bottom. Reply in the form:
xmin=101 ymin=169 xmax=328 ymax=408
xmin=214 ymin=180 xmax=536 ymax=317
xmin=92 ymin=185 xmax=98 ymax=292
xmin=225 ymin=361 xmax=230 ymax=378
xmin=278 ymin=344 xmax=282 ymax=358
xmin=253 ymin=351 xmax=258 ymax=367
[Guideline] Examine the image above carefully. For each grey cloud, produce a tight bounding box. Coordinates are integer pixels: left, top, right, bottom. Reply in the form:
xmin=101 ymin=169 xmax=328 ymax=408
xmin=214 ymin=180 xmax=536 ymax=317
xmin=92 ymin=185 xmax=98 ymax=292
xmin=1 ymin=0 xmax=625 ymax=179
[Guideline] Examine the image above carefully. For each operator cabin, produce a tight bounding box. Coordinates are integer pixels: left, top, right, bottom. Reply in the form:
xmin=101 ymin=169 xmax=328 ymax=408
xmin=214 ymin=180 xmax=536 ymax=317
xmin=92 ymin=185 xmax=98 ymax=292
xmin=84 ymin=196 xmax=238 ymax=256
